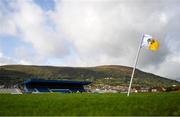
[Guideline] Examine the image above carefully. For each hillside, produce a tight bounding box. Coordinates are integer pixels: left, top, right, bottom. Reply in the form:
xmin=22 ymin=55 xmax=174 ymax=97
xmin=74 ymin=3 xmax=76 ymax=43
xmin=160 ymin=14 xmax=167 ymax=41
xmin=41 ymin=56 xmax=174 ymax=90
xmin=0 ymin=65 xmax=179 ymax=87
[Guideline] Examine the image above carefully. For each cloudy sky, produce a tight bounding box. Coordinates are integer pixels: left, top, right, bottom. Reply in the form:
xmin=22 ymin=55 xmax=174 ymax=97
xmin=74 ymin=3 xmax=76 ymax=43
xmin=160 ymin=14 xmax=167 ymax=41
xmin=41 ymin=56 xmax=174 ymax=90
xmin=0 ymin=0 xmax=180 ymax=80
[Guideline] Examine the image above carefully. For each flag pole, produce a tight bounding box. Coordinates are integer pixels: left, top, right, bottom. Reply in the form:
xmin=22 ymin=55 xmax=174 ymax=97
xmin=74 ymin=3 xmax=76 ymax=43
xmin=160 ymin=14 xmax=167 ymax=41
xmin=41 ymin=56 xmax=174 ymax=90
xmin=127 ymin=34 xmax=144 ymax=96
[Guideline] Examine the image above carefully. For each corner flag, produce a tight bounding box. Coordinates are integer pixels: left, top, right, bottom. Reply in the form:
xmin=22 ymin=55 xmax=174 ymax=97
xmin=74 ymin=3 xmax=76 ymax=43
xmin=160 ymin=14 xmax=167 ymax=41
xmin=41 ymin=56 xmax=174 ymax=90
xmin=141 ymin=34 xmax=160 ymax=51
xmin=127 ymin=34 xmax=160 ymax=96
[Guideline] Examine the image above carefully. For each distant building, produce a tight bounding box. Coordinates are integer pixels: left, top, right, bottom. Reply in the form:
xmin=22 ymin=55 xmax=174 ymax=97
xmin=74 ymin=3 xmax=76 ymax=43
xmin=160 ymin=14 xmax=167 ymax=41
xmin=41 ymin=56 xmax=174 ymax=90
xmin=150 ymin=87 xmax=166 ymax=92
xmin=139 ymin=88 xmax=149 ymax=93
xmin=132 ymin=87 xmax=149 ymax=93
xmin=17 ymin=79 xmax=91 ymax=93
xmin=0 ymin=88 xmax=22 ymax=94
xmin=131 ymin=88 xmax=138 ymax=93
xmin=0 ymin=85 xmax=4 ymax=89
xmin=151 ymin=88 xmax=157 ymax=92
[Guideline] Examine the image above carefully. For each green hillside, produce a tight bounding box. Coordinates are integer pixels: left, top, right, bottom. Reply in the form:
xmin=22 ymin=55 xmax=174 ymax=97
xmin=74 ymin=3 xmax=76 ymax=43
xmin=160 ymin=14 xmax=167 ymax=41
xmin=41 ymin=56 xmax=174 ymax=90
xmin=0 ymin=65 xmax=179 ymax=87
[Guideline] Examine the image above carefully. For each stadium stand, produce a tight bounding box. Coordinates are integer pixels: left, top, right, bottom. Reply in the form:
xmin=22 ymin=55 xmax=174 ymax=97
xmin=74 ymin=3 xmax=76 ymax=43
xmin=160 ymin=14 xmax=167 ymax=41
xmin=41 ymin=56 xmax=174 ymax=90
xmin=36 ymin=88 xmax=50 ymax=92
xmin=17 ymin=79 xmax=91 ymax=94
xmin=51 ymin=89 xmax=72 ymax=93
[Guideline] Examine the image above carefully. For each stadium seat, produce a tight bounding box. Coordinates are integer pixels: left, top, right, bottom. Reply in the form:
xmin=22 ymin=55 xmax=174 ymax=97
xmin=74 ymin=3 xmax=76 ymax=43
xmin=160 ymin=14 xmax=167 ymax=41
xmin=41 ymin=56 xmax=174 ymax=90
xmin=26 ymin=88 xmax=36 ymax=93
xmin=70 ymin=88 xmax=86 ymax=92
xmin=36 ymin=88 xmax=50 ymax=92
xmin=50 ymin=89 xmax=72 ymax=93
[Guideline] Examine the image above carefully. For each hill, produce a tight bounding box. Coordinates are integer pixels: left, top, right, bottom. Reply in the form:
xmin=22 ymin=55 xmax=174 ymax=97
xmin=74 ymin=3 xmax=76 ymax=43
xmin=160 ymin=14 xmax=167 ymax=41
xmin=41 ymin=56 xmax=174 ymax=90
xmin=0 ymin=65 xmax=179 ymax=87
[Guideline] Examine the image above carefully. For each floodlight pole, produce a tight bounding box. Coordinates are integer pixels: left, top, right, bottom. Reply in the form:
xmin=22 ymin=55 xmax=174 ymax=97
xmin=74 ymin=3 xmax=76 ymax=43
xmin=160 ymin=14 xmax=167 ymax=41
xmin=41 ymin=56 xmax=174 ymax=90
xmin=127 ymin=34 xmax=144 ymax=96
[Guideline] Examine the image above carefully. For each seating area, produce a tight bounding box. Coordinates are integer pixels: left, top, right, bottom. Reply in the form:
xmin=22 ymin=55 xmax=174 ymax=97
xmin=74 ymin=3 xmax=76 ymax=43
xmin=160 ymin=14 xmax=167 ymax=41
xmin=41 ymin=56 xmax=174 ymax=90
xmin=26 ymin=88 xmax=85 ymax=93
xmin=19 ymin=79 xmax=91 ymax=94
xmin=26 ymin=88 xmax=37 ymax=93
xmin=36 ymin=88 xmax=50 ymax=92
xmin=70 ymin=88 xmax=85 ymax=92
xmin=51 ymin=89 xmax=72 ymax=93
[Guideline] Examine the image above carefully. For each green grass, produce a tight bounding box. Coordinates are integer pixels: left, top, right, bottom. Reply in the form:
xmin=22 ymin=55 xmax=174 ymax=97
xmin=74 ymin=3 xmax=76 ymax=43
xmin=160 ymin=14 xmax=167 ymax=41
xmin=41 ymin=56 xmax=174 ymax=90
xmin=0 ymin=92 xmax=180 ymax=116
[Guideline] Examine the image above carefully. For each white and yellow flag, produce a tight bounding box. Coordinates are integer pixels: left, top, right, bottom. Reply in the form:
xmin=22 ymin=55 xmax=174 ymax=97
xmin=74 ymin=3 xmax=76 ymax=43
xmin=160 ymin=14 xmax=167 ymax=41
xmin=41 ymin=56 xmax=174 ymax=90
xmin=127 ymin=34 xmax=160 ymax=96
xmin=141 ymin=34 xmax=160 ymax=51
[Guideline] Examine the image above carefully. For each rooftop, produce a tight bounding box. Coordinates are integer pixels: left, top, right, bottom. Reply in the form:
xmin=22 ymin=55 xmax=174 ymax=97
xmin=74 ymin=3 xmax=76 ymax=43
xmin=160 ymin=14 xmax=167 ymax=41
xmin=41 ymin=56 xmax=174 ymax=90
xmin=22 ymin=79 xmax=92 ymax=85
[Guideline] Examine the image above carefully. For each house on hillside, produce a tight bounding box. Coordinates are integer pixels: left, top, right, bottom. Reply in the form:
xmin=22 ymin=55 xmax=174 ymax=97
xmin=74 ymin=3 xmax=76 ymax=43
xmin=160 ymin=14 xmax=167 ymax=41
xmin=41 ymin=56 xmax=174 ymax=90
xmin=132 ymin=87 xmax=150 ymax=93
xmin=166 ymin=86 xmax=180 ymax=92
xmin=150 ymin=87 xmax=166 ymax=92
xmin=139 ymin=87 xmax=149 ymax=92
xmin=131 ymin=88 xmax=138 ymax=93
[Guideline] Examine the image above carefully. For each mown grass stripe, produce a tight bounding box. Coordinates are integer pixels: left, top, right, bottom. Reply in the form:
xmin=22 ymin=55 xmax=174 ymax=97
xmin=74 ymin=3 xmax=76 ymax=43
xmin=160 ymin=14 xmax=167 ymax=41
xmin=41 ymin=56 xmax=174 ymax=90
xmin=0 ymin=92 xmax=179 ymax=116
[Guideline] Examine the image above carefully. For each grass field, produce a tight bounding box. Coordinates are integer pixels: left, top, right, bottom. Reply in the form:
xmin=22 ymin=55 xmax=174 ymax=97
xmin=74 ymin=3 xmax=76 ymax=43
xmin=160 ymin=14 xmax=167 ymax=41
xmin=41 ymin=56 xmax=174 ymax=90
xmin=0 ymin=92 xmax=179 ymax=116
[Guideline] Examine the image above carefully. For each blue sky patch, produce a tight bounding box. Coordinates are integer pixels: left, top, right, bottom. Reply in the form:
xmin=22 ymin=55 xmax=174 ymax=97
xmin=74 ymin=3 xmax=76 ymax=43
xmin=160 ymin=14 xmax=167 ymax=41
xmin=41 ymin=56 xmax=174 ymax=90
xmin=0 ymin=34 xmax=34 ymax=58
xmin=34 ymin=0 xmax=55 ymax=11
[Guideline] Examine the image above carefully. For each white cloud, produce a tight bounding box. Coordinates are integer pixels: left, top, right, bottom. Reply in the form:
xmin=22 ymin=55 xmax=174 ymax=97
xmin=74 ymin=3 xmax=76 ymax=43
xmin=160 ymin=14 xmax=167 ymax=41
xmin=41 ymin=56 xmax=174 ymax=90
xmin=52 ymin=1 xmax=166 ymax=64
xmin=155 ymin=56 xmax=180 ymax=80
xmin=51 ymin=0 xmax=180 ymax=80
xmin=12 ymin=0 xmax=70 ymax=58
xmin=0 ymin=0 xmax=180 ymax=80
xmin=0 ymin=1 xmax=17 ymax=35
